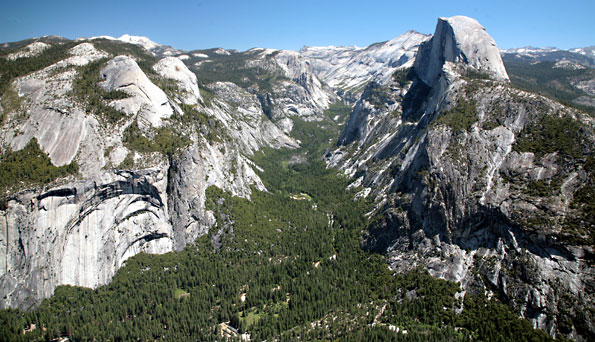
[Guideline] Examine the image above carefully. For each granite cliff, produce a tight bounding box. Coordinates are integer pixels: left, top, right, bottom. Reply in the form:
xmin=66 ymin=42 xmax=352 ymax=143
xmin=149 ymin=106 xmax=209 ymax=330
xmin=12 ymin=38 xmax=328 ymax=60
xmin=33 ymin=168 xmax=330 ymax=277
xmin=0 ymin=37 xmax=330 ymax=310
xmin=1 ymin=15 xmax=593 ymax=341
xmin=327 ymin=16 xmax=594 ymax=340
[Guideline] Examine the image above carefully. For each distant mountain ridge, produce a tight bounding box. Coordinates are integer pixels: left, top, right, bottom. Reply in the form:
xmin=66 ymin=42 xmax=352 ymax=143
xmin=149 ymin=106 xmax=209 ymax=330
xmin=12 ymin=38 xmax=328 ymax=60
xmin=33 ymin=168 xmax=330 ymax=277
xmin=1 ymin=18 xmax=594 ymax=341
xmin=501 ymin=46 xmax=595 ymax=67
xmin=301 ymin=31 xmax=430 ymax=97
xmin=79 ymin=34 xmax=183 ymax=57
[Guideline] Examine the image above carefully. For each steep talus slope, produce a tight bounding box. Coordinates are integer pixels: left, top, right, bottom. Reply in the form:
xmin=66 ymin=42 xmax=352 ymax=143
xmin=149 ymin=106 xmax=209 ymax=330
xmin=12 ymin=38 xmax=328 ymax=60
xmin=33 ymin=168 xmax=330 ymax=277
xmin=0 ymin=36 xmax=327 ymax=309
xmin=328 ymin=16 xmax=594 ymax=340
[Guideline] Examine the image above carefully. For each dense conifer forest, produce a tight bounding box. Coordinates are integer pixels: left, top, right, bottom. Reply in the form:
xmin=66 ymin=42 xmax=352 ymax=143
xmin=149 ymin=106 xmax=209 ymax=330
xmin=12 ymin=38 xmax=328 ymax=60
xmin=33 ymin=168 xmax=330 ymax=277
xmin=0 ymin=104 xmax=561 ymax=341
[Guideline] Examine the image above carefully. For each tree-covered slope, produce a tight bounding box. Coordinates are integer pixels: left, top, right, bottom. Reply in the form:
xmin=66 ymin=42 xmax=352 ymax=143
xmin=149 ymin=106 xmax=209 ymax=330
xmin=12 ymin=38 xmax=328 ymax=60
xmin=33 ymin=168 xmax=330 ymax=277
xmin=503 ymin=59 xmax=595 ymax=115
xmin=0 ymin=105 xmax=557 ymax=342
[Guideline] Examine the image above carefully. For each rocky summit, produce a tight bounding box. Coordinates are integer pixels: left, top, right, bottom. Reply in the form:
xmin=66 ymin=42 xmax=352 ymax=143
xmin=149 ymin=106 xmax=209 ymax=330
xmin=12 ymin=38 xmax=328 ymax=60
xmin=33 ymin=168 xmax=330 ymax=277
xmin=0 ymin=15 xmax=594 ymax=341
xmin=414 ymin=16 xmax=509 ymax=87
xmin=329 ymin=16 xmax=594 ymax=340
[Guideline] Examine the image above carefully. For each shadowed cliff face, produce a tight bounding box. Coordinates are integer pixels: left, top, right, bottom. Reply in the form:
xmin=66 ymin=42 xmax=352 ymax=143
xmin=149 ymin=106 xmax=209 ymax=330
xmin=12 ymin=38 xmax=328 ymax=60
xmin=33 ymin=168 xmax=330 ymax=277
xmin=328 ymin=16 xmax=594 ymax=341
xmin=414 ymin=16 xmax=509 ymax=87
xmin=0 ymin=36 xmax=334 ymax=310
xmin=1 ymin=16 xmax=593 ymax=341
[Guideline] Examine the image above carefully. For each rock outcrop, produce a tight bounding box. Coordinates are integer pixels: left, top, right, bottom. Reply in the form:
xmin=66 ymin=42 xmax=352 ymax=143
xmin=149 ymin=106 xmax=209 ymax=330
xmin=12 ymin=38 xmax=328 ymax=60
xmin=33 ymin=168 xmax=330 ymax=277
xmin=243 ymin=48 xmax=338 ymax=126
xmin=153 ymin=57 xmax=202 ymax=105
xmin=6 ymin=42 xmax=50 ymax=61
xmin=414 ymin=16 xmax=509 ymax=86
xmin=100 ymin=56 xmax=174 ymax=129
xmin=328 ymin=16 xmax=594 ymax=340
xmin=302 ymin=31 xmax=430 ymax=97
xmin=6 ymin=43 xmax=109 ymax=171
xmin=0 ymin=168 xmax=173 ymax=310
xmin=0 ymin=35 xmax=327 ymax=310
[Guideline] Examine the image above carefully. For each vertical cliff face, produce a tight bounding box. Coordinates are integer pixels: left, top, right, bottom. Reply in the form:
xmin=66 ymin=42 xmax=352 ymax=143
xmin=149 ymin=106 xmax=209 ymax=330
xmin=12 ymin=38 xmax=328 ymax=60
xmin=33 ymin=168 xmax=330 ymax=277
xmin=414 ymin=16 xmax=509 ymax=87
xmin=329 ymin=16 xmax=594 ymax=340
xmin=0 ymin=169 xmax=173 ymax=310
xmin=0 ymin=37 xmax=319 ymax=310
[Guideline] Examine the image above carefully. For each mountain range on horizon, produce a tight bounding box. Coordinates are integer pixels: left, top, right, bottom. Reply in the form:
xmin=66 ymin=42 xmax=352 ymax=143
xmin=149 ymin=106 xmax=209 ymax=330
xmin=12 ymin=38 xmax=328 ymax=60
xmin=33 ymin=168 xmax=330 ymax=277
xmin=0 ymin=15 xmax=594 ymax=341
xmin=4 ymin=30 xmax=595 ymax=65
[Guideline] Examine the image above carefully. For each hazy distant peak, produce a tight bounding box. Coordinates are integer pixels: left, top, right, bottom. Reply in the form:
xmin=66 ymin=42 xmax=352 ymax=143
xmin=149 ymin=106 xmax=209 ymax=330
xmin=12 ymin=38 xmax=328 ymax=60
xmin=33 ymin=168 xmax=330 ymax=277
xmin=501 ymin=46 xmax=560 ymax=54
xmin=117 ymin=34 xmax=161 ymax=51
xmin=301 ymin=30 xmax=429 ymax=92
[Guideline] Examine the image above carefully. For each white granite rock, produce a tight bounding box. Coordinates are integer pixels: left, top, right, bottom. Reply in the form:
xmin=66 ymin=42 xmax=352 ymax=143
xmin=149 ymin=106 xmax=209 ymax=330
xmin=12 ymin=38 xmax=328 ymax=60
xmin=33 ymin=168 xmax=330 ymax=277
xmin=100 ymin=56 xmax=173 ymax=129
xmin=153 ymin=57 xmax=202 ymax=104
xmin=302 ymin=31 xmax=430 ymax=92
xmin=414 ymin=16 xmax=509 ymax=86
xmin=6 ymin=42 xmax=50 ymax=61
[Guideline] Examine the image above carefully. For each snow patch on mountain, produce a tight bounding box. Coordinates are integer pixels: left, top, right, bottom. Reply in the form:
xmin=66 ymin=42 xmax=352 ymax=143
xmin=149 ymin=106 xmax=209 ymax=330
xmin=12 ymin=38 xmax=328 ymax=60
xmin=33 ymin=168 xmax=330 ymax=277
xmin=302 ymin=31 xmax=430 ymax=92
xmin=501 ymin=46 xmax=559 ymax=55
xmin=570 ymin=46 xmax=595 ymax=64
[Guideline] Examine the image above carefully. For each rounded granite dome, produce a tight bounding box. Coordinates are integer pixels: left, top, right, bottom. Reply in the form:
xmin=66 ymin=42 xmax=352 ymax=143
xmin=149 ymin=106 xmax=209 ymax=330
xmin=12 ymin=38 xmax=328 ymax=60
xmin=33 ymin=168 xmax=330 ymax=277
xmin=414 ymin=15 xmax=509 ymax=86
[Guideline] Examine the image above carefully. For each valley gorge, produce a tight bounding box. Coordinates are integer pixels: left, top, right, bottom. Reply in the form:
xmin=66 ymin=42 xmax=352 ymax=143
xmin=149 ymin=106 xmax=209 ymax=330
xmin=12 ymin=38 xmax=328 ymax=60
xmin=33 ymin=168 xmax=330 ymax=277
xmin=0 ymin=15 xmax=594 ymax=341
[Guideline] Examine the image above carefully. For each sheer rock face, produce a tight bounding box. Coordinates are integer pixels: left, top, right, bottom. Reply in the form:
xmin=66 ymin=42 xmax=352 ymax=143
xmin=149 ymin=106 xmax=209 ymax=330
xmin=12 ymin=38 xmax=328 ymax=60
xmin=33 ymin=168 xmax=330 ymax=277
xmin=0 ymin=169 xmax=173 ymax=310
xmin=329 ymin=16 xmax=593 ymax=341
xmin=0 ymin=39 xmax=307 ymax=310
xmin=414 ymin=16 xmax=509 ymax=87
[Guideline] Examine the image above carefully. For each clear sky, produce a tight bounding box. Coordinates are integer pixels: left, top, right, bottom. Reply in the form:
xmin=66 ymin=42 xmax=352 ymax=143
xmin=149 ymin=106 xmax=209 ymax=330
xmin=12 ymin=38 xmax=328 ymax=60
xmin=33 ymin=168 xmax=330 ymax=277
xmin=1 ymin=0 xmax=593 ymax=52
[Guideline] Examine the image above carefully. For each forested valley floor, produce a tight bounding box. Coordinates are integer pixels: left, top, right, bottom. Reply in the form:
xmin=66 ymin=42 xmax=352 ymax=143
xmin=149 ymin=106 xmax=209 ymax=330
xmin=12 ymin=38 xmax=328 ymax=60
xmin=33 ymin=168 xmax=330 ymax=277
xmin=0 ymin=105 xmax=559 ymax=341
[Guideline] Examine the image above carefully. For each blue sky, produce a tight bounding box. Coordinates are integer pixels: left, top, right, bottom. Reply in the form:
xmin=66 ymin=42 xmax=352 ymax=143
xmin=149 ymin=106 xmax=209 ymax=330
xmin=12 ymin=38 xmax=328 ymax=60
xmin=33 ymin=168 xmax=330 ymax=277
xmin=1 ymin=0 xmax=593 ymax=51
